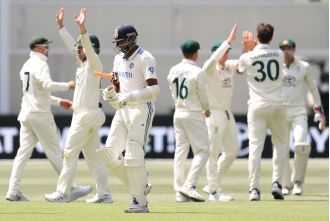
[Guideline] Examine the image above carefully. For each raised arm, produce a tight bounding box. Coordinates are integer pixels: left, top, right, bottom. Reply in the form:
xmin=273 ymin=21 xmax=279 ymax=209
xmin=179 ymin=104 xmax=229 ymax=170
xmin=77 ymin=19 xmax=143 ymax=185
xmin=203 ymin=24 xmax=237 ymax=75
xmin=57 ymin=7 xmax=77 ymax=59
xmin=75 ymin=8 xmax=103 ymax=71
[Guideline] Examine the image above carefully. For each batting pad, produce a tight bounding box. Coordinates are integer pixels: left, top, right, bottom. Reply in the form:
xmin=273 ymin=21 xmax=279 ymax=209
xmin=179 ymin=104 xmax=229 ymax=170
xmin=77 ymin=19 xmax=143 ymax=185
xmin=292 ymin=143 xmax=311 ymax=184
xmin=124 ymin=141 xmax=148 ymax=207
xmin=96 ymin=148 xmax=129 ymax=185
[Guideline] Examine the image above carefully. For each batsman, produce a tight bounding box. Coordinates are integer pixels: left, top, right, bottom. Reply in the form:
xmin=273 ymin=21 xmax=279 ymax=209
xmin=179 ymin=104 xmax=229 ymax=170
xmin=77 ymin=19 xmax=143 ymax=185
xmin=98 ymin=24 xmax=160 ymax=213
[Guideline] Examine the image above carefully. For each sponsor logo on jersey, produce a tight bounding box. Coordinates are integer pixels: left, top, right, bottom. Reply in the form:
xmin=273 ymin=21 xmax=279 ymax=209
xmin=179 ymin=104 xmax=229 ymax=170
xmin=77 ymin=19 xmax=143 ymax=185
xmin=118 ymin=71 xmax=133 ymax=78
xmin=148 ymin=67 xmax=155 ymax=74
xmin=283 ymin=75 xmax=296 ymax=87
xmin=129 ymin=63 xmax=134 ymax=69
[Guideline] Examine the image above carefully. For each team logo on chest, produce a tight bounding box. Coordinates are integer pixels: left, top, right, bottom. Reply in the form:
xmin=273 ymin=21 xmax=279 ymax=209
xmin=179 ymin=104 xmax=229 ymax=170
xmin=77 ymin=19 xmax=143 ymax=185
xmin=222 ymin=77 xmax=232 ymax=88
xmin=129 ymin=63 xmax=134 ymax=69
xmin=283 ymin=75 xmax=296 ymax=87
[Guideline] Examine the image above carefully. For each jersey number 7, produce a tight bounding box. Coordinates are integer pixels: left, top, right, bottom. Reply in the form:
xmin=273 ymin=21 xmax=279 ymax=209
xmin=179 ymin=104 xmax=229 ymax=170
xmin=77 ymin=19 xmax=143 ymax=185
xmin=22 ymin=72 xmax=30 ymax=93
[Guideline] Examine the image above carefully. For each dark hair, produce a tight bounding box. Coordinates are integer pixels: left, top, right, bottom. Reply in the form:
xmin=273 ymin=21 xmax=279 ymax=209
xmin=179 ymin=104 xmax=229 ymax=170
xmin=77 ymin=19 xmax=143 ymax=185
xmin=257 ymin=23 xmax=274 ymax=44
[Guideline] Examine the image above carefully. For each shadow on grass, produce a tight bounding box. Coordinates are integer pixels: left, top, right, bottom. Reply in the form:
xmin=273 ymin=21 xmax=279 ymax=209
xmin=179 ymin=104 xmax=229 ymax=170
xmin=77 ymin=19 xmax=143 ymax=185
xmin=150 ymin=211 xmax=224 ymax=214
xmin=0 ymin=212 xmax=61 ymax=215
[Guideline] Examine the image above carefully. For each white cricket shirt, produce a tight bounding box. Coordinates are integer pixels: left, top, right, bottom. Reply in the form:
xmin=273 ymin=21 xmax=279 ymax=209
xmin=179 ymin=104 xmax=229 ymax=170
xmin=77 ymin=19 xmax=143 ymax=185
xmin=239 ymin=44 xmax=284 ymax=106
xmin=204 ymin=58 xmax=238 ymax=111
xmin=113 ymin=47 xmax=157 ymax=96
xmin=59 ymin=28 xmax=103 ymax=111
xmin=283 ymin=59 xmax=321 ymax=107
xmin=18 ymin=51 xmax=69 ymax=120
xmin=168 ymin=59 xmax=209 ymax=118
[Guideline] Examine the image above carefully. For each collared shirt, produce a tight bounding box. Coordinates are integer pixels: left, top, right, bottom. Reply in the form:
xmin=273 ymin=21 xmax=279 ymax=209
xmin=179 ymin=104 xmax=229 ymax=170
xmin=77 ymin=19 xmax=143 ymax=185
xmin=239 ymin=44 xmax=284 ymax=106
xmin=168 ymin=59 xmax=209 ymax=118
xmin=203 ymin=58 xmax=238 ymax=111
xmin=283 ymin=59 xmax=319 ymax=107
xmin=113 ymin=47 xmax=157 ymax=94
xmin=59 ymin=28 xmax=103 ymax=111
xmin=18 ymin=51 xmax=69 ymax=120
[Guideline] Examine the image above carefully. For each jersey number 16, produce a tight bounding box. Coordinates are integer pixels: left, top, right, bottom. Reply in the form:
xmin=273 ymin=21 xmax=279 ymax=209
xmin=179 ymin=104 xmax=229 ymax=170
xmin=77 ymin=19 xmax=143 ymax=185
xmin=172 ymin=77 xmax=188 ymax=99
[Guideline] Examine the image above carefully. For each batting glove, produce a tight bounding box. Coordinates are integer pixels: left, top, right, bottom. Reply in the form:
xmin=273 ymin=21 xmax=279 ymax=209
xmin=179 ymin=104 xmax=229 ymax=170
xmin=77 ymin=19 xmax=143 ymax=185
xmin=108 ymin=93 xmax=130 ymax=110
xmin=102 ymin=87 xmax=117 ymax=103
xmin=313 ymin=105 xmax=326 ymax=130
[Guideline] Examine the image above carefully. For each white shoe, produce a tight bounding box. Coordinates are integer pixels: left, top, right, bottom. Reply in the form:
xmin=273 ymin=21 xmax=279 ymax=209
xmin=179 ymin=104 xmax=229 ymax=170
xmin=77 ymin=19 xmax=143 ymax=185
xmin=209 ymin=191 xmax=233 ymax=201
xmin=176 ymin=192 xmax=191 ymax=202
xmin=292 ymin=182 xmax=303 ymax=195
xmin=272 ymin=182 xmax=284 ymax=200
xmin=124 ymin=201 xmax=149 ymax=213
xmin=282 ymin=187 xmax=290 ymax=195
xmin=179 ymin=185 xmax=205 ymax=202
xmin=6 ymin=191 xmax=29 ymax=202
xmin=249 ymin=188 xmax=260 ymax=201
xmin=144 ymin=183 xmax=152 ymax=195
xmin=69 ymin=185 xmax=93 ymax=201
xmin=202 ymin=185 xmax=210 ymax=194
xmin=45 ymin=192 xmax=70 ymax=203
xmin=86 ymin=194 xmax=113 ymax=203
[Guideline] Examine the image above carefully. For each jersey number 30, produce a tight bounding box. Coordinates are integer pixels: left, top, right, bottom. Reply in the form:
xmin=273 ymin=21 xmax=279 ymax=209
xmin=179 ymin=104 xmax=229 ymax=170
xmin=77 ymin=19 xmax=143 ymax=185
xmin=252 ymin=59 xmax=279 ymax=82
xmin=172 ymin=77 xmax=188 ymax=99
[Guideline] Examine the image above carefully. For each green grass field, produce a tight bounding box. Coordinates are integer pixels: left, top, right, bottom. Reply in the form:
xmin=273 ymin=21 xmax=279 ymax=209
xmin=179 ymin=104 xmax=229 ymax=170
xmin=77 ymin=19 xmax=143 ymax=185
xmin=0 ymin=159 xmax=328 ymax=221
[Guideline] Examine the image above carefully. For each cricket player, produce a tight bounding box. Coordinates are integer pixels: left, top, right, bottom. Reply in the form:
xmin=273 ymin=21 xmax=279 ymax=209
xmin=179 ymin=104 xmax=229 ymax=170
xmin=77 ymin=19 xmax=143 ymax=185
xmin=45 ymin=8 xmax=111 ymax=203
xmin=238 ymin=23 xmax=289 ymax=201
xmin=168 ymin=39 xmax=210 ymax=203
xmin=273 ymin=39 xmax=326 ymax=196
xmin=99 ymin=24 xmax=160 ymax=213
xmin=6 ymin=36 xmax=93 ymax=201
xmin=202 ymin=25 xmax=239 ymax=201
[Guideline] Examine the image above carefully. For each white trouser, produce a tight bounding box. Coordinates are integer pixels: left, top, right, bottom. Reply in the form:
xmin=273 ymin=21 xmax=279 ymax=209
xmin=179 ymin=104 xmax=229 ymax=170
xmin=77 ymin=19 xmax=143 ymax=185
xmin=56 ymin=109 xmax=109 ymax=196
xmin=273 ymin=106 xmax=310 ymax=188
xmin=173 ymin=114 xmax=209 ymax=192
xmin=248 ymin=103 xmax=289 ymax=190
xmin=8 ymin=112 xmax=63 ymax=194
xmin=105 ymin=102 xmax=155 ymax=207
xmin=205 ymin=109 xmax=238 ymax=193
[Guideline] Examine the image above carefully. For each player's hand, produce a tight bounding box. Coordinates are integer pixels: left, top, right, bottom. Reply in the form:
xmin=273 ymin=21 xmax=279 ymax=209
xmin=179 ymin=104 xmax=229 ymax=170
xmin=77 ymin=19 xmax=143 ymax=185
xmin=68 ymin=80 xmax=75 ymax=90
xmin=75 ymin=8 xmax=86 ymax=26
xmin=227 ymin=23 xmax=238 ymax=45
xmin=56 ymin=7 xmax=64 ymax=29
xmin=106 ymin=93 xmax=129 ymax=110
xmin=204 ymin=110 xmax=211 ymax=118
xmin=313 ymin=106 xmax=326 ymax=130
xmin=60 ymin=99 xmax=72 ymax=110
xmin=108 ymin=96 xmax=128 ymax=110
xmin=102 ymin=85 xmax=118 ymax=102
xmin=242 ymin=31 xmax=257 ymax=52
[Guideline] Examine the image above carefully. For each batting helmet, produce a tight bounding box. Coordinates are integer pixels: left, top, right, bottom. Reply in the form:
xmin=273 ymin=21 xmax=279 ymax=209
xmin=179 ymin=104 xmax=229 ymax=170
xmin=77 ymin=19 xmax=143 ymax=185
xmin=112 ymin=24 xmax=138 ymax=55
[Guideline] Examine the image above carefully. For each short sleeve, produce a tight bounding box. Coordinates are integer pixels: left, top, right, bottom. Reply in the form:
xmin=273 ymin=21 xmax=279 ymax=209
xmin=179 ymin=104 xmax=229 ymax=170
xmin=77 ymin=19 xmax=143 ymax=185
xmin=143 ymin=57 xmax=157 ymax=80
